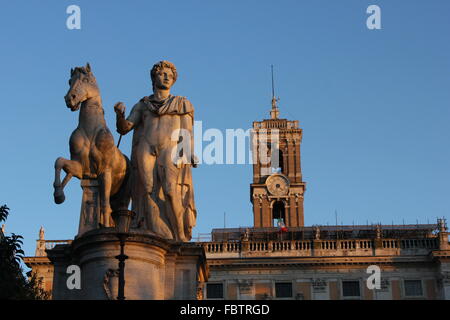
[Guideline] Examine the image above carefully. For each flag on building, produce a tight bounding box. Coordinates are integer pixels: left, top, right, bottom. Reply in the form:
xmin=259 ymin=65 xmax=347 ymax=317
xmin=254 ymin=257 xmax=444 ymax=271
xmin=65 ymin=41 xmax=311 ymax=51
xmin=277 ymin=218 xmax=288 ymax=232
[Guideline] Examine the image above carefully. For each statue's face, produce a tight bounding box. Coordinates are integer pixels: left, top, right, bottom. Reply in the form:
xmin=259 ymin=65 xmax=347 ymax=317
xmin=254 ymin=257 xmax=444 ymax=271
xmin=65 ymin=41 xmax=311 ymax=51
xmin=154 ymin=67 xmax=175 ymax=90
xmin=65 ymin=66 xmax=98 ymax=111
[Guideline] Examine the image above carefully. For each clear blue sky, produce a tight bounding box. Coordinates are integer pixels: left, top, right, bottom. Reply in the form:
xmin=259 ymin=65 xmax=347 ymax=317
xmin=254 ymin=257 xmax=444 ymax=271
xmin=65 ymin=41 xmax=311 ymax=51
xmin=1 ymin=1 xmax=449 ymax=258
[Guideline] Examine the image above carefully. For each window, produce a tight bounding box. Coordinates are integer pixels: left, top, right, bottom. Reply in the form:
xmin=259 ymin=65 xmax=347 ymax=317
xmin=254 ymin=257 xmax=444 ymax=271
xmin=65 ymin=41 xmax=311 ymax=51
xmin=275 ymin=282 xmax=292 ymax=298
xmin=272 ymin=201 xmax=285 ymax=227
xmin=404 ymin=280 xmax=423 ymax=297
xmin=342 ymin=281 xmax=361 ymax=298
xmin=270 ymin=147 xmax=284 ymax=174
xmin=206 ymin=283 xmax=223 ymax=299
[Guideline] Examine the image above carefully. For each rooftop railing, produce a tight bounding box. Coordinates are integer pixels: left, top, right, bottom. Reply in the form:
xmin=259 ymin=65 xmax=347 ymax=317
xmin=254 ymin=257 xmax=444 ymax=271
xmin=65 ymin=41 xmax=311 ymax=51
xmin=201 ymin=237 xmax=440 ymax=256
xmin=44 ymin=240 xmax=73 ymax=250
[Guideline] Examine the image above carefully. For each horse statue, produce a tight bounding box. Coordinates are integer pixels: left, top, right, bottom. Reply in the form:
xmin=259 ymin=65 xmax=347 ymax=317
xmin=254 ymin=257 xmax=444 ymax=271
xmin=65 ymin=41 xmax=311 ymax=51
xmin=53 ymin=63 xmax=130 ymax=228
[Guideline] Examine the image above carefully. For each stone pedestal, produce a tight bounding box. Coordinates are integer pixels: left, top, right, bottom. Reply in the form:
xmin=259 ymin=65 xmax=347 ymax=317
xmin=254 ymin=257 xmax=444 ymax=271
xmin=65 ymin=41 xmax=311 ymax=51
xmin=47 ymin=228 xmax=208 ymax=300
xmin=78 ymin=179 xmax=101 ymax=236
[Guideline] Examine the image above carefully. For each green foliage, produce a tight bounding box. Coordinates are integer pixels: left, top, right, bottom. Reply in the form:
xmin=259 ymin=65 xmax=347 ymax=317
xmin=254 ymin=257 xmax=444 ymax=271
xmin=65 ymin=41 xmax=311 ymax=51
xmin=0 ymin=205 xmax=50 ymax=300
xmin=0 ymin=205 xmax=9 ymax=222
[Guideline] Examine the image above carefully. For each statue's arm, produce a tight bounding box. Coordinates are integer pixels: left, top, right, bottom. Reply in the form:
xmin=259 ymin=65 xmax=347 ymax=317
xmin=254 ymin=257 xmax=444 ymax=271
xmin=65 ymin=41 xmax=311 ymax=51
xmin=181 ymin=112 xmax=197 ymax=167
xmin=114 ymin=102 xmax=140 ymax=135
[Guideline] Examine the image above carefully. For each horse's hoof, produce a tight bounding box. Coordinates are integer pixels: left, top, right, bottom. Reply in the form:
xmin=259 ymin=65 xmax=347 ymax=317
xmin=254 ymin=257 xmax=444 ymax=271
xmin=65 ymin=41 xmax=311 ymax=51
xmin=54 ymin=192 xmax=65 ymax=204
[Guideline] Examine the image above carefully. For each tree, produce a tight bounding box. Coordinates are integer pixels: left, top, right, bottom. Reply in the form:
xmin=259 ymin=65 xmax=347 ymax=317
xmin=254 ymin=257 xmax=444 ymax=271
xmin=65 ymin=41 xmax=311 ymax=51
xmin=0 ymin=205 xmax=49 ymax=299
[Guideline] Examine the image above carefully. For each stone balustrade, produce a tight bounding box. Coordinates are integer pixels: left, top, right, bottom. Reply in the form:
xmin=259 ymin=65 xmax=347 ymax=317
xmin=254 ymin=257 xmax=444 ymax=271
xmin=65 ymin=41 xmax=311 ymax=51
xmin=35 ymin=239 xmax=73 ymax=256
xmin=200 ymin=237 xmax=441 ymax=258
xmin=44 ymin=240 xmax=73 ymax=250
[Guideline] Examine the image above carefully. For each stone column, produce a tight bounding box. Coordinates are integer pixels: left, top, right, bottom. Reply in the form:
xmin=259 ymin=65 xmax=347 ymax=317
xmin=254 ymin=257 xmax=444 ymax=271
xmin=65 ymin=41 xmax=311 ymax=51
xmin=437 ymin=262 xmax=450 ymax=299
xmin=436 ymin=228 xmax=450 ymax=299
xmin=439 ymin=232 xmax=449 ymax=250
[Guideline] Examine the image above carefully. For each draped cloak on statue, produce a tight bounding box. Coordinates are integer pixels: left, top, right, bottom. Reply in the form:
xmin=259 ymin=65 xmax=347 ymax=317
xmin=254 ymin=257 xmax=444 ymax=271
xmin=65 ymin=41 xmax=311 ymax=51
xmin=127 ymin=94 xmax=197 ymax=240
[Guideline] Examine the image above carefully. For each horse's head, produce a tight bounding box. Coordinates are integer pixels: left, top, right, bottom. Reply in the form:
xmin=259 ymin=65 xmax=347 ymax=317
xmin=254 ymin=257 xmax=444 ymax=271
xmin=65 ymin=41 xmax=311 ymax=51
xmin=65 ymin=63 xmax=99 ymax=111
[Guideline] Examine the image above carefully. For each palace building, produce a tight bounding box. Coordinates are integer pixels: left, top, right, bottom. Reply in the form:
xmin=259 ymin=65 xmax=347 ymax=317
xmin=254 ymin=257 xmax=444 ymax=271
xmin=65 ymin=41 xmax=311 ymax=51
xmin=24 ymin=94 xmax=450 ymax=300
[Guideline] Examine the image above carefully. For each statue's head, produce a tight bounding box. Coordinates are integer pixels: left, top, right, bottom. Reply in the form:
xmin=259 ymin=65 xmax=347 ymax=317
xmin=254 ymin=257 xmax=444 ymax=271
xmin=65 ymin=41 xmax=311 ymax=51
xmin=150 ymin=60 xmax=177 ymax=91
xmin=65 ymin=63 xmax=99 ymax=111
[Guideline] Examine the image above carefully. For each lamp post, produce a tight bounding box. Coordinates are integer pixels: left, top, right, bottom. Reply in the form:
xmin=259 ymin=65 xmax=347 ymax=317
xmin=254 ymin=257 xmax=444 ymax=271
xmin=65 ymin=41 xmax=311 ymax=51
xmin=111 ymin=209 xmax=135 ymax=301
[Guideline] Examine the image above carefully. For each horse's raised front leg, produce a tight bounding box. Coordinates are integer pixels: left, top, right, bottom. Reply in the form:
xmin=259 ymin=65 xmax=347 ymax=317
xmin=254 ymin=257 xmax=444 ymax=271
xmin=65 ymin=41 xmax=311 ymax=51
xmin=98 ymin=169 xmax=112 ymax=227
xmin=53 ymin=157 xmax=82 ymax=204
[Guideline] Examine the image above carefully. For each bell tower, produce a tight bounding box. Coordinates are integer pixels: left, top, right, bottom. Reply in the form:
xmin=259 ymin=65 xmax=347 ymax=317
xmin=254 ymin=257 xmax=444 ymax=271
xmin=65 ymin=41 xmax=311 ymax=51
xmin=250 ymin=67 xmax=306 ymax=228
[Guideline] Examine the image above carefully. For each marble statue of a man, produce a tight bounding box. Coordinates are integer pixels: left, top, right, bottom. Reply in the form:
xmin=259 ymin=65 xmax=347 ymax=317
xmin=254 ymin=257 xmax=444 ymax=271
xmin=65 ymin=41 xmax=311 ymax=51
xmin=114 ymin=61 xmax=197 ymax=242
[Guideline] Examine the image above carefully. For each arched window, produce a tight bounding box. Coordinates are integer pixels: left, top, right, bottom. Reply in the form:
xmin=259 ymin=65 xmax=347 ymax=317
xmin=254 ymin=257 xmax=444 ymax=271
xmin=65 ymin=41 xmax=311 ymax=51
xmin=272 ymin=200 xmax=285 ymax=226
xmin=270 ymin=147 xmax=283 ymax=174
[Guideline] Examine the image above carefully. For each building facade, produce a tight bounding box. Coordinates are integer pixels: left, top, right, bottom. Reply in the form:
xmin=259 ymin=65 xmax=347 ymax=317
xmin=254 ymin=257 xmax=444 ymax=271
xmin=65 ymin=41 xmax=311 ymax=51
xmin=201 ymin=224 xmax=450 ymax=300
xmin=198 ymin=98 xmax=450 ymax=300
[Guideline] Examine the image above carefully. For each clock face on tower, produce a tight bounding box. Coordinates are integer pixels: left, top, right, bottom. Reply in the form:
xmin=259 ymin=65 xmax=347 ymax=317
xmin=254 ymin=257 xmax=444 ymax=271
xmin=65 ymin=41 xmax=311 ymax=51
xmin=266 ymin=174 xmax=290 ymax=196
